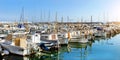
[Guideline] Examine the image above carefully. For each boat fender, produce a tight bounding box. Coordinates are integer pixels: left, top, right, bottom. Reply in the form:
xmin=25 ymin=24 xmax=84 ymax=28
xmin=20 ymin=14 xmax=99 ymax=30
xmin=3 ymin=50 xmax=9 ymax=55
xmin=50 ymin=43 xmax=54 ymax=46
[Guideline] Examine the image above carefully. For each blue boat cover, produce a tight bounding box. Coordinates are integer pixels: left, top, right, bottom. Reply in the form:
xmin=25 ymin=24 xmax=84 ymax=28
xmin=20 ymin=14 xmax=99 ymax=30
xmin=18 ymin=24 xmax=25 ymax=28
xmin=96 ymin=27 xmax=103 ymax=30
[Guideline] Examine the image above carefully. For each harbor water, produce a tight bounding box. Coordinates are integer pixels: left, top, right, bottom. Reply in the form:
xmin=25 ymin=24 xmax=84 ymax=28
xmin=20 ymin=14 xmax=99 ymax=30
xmin=3 ymin=34 xmax=120 ymax=60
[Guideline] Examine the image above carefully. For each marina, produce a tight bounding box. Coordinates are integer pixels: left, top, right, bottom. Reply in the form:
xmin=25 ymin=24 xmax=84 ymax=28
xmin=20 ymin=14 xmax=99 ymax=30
xmin=1 ymin=0 xmax=120 ymax=60
xmin=1 ymin=32 xmax=120 ymax=60
xmin=0 ymin=21 xmax=120 ymax=60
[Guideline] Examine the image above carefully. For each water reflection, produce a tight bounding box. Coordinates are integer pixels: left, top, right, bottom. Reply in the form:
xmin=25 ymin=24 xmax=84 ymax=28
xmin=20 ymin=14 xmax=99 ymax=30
xmin=3 ymin=53 xmax=58 ymax=60
xmin=3 ymin=33 xmax=119 ymax=60
xmin=29 ymin=54 xmax=58 ymax=60
xmin=3 ymin=55 xmax=26 ymax=60
xmin=58 ymin=33 xmax=118 ymax=60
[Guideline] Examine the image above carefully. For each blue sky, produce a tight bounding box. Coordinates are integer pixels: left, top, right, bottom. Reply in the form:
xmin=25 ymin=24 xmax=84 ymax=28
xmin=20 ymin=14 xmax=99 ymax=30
xmin=0 ymin=0 xmax=120 ymax=22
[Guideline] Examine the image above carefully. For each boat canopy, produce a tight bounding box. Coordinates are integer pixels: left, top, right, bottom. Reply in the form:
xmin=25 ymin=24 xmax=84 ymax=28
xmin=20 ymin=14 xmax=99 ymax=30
xmin=18 ymin=24 xmax=25 ymax=28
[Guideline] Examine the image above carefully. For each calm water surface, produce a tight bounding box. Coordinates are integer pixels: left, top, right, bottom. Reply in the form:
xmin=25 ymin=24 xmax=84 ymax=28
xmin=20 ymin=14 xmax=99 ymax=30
xmin=3 ymin=34 xmax=120 ymax=60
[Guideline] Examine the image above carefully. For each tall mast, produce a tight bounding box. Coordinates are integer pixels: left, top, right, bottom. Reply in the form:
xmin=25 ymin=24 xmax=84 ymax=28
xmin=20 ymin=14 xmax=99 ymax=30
xmin=61 ymin=16 xmax=64 ymax=26
xmin=48 ymin=10 xmax=50 ymax=30
xmin=98 ymin=15 xmax=100 ymax=23
xmin=81 ymin=16 xmax=83 ymax=23
xmin=77 ymin=17 xmax=80 ymax=22
xmin=20 ymin=7 xmax=24 ymax=23
xmin=41 ymin=10 xmax=42 ymax=21
xmin=44 ymin=10 xmax=45 ymax=21
xmin=107 ymin=12 xmax=109 ymax=25
xmin=54 ymin=12 xmax=58 ymax=33
xmin=61 ymin=16 xmax=63 ymax=23
xmin=81 ymin=16 xmax=83 ymax=26
xmin=48 ymin=10 xmax=50 ymax=23
xmin=103 ymin=12 xmax=106 ymax=24
xmin=67 ymin=16 xmax=69 ymax=22
xmin=55 ymin=12 xmax=58 ymax=22
xmin=91 ymin=16 xmax=92 ymax=28
xmin=67 ymin=16 xmax=69 ymax=28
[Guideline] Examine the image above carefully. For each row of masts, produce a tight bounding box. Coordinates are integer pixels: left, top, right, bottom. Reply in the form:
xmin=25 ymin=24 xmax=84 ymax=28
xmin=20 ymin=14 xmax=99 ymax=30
xmin=17 ymin=7 xmax=113 ymax=25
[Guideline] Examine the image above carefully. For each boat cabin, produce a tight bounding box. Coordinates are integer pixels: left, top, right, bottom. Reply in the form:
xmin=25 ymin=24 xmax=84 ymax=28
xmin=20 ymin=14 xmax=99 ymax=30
xmin=41 ymin=33 xmax=58 ymax=40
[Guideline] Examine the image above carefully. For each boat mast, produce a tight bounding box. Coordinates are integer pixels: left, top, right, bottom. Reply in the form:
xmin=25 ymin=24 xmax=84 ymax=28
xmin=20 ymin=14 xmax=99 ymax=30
xmin=48 ymin=10 xmax=50 ymax=27
xmin=103 ymin=12 xmax=106 ymax=24
xmin=54 ymin=12 xmax=58 ymax=33
xmin=61 ymin=16 xmax=63 ymax=23
xmin=41 ymin=10 xmax=43 ymax=21
xmin=44 ymin=10 xmax=45 ymax=21
xmin=67 ymin=16 xmax=69 ymax=23
xmin=20 ymin=7 xmax=24 ymax=24
xmin=107 ymin=12 xmax=109 ymax=26
xmin=48 ymin=10 xmax=50 ymax=23
xmin=81 ymin=16 xmax=83 ymax=29
xmin=48 ymin=10 xmax=50 ymax=33
xmin=61 ymin=16 xmax=63 ymax=26
xmin=91 ymin=16 xmax=92 ymax=29
xmin=66 ymin=16 xmax=69 ymax=32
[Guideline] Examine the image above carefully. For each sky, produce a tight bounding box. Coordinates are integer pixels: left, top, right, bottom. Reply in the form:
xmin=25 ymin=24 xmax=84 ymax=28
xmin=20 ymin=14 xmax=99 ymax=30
xmin=0 ymin=0 xmax=120 ymax=22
